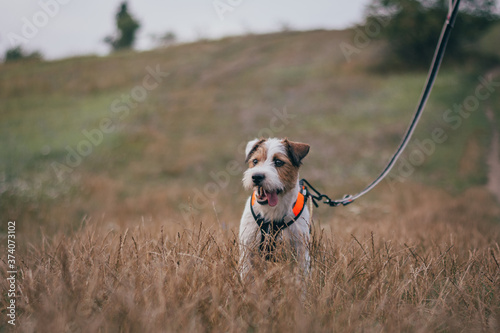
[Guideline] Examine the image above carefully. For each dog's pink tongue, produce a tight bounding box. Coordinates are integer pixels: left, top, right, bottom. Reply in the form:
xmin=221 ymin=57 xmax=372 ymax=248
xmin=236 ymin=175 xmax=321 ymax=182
xmin=267 ymin=191 xmax=279 ymax=207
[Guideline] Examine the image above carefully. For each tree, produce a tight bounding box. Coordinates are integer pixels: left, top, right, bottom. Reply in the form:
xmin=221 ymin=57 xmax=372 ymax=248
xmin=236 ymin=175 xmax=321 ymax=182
xmin=366 ymin=0 xmax=499 ymax=68
xmin=4 ymin=46 xmax=42 ymax=63
xmin=105 ymin=2 xmax=140 ymax=51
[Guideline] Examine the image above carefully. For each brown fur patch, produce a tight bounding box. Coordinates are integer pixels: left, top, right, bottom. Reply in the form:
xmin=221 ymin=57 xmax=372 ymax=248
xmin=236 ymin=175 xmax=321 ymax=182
xmin=283 ymin=139 xmax=310 ymax=167
xmin=247 ymin=144 xmax=267 ymax=168
xmin=245 ymin=139 xmax=266 ymax=164
xmin=273 ymin=153 xmax=300 ymax=191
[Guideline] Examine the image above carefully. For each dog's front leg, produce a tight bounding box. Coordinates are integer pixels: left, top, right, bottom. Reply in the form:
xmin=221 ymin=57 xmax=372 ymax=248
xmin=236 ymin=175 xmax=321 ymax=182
xmin=295 ymin=234 xmax=310 ymax=274
xmin=238 ymin=243 xmax=253 ymax=280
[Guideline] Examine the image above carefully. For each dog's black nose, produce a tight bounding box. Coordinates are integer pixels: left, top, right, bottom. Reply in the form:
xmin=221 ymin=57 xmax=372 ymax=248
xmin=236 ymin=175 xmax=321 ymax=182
xmin=252 ymin=173 xmax=265 ymax=185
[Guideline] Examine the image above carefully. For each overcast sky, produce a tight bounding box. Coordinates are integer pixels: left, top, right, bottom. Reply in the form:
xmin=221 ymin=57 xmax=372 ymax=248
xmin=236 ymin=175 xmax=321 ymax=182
xmin=0 ymin=0 xmax=370 ymax=60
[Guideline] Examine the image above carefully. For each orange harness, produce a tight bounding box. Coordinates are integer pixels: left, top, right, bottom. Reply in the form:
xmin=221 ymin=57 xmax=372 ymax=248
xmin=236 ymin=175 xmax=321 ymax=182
xmin=250 ymin=186 xmax=309 ymax=260
xmin=251 ymin=189 xmax=306 ymax=219
xmin=250 ymin=187 xmax=308 ymax=258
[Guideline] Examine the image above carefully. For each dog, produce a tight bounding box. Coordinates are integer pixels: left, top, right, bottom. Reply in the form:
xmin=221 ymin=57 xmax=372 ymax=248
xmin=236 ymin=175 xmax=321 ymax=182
xmin=239 ymin=137 xmax=311 ymax=278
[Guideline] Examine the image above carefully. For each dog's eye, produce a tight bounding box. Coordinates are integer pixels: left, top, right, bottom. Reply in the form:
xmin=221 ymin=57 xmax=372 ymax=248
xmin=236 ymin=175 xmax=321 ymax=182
xmin=274 ymin=159 xmax=285 ymax=167
xmin=252 ymin=159 xmax=259 ymax=165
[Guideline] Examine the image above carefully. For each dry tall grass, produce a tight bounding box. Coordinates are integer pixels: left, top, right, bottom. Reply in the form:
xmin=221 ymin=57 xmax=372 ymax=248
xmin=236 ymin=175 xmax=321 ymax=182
xmin=2 ymin=183 xmax=499 ymax=332
xmin=1 ymin=29 xmax=500 ymax=332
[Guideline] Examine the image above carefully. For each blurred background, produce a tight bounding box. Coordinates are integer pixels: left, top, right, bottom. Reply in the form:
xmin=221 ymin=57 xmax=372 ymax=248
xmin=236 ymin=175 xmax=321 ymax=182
xmin=0 ymin=0 xmax=369 ymax=60
xmin=1 ymin=0 xmax=499 ymax=238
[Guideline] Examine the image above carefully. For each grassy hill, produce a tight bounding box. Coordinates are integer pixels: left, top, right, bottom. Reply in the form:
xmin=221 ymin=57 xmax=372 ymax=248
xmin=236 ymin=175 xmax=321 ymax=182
xmin=1 ymin=29 xmax=498 ymax=232
xmin=0 ymin=29 xmax=499 ymax=332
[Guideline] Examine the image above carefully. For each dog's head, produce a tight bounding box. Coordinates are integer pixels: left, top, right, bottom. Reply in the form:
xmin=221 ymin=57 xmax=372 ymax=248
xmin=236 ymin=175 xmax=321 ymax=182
xmin=243 ymin=138 xmax=310 ymax=207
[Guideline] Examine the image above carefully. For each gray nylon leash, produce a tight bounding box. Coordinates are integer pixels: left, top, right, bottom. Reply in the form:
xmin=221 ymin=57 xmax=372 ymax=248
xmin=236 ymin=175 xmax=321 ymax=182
xmin=302 ymin=0 xmax=462 ymax=207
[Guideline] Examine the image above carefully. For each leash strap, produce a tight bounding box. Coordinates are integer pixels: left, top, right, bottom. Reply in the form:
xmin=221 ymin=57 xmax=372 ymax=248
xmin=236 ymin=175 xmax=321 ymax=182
xmin=304 ymin=0 xmax=461 ymax=207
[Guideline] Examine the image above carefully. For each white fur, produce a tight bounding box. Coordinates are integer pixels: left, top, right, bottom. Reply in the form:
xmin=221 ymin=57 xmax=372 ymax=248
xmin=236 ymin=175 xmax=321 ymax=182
xmin=242 ymin=139 xmax=287 ymax=205
xmin=239 ymin=138 xmax=310 ymax=278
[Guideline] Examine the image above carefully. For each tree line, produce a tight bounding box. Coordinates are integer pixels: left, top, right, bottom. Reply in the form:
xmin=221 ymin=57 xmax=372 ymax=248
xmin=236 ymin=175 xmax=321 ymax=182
xmin=3 ymin=1 xmax=498 ymax=65
xmin=366 ymin=0 xmax=499 ymax=68
xmin=3 ymin=1 xmax=141 ymax=63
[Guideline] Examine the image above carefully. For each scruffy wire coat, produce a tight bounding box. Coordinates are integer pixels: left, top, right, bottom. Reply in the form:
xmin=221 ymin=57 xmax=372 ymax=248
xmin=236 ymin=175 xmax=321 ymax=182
xmin=239 ymin=138 xmax=311 ymax=278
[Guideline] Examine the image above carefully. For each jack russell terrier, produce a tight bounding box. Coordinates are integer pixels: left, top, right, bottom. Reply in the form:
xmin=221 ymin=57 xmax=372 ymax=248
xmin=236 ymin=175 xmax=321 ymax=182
xmin=239 ymin=137 xmax=311 ymax=278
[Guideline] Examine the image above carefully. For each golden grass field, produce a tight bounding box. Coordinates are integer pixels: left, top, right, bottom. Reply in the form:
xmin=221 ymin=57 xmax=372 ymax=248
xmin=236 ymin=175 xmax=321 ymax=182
xmin=2 ymin=183 xmax=500 ymax=332
xmin=1 ymin=28 xmax=500 ymax=332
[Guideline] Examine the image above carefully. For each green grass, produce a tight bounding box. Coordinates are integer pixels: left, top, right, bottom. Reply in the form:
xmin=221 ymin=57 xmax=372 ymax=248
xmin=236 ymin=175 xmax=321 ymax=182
xmin=0 ymin=29 xmax=498 ymax=232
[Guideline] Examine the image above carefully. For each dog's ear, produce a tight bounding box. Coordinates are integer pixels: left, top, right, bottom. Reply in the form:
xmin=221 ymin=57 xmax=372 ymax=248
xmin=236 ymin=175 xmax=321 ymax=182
xmin=284 ymin=139 xmax=310 ymax=167
xmin=245 ymin=138 xmax=266 ymax=163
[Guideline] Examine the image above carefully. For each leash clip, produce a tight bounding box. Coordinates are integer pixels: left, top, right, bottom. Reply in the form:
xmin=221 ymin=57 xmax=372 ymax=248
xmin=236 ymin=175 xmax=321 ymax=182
xmin=326 ymin=194 xmax=354 ymax=207
xmin=301 ymin=179 xmax=356 ymax=208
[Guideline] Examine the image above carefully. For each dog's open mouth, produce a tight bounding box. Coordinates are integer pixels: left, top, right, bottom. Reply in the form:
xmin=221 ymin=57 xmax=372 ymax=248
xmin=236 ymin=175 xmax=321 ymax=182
xmin=255 ymin=187 xmax=282 ymax=207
